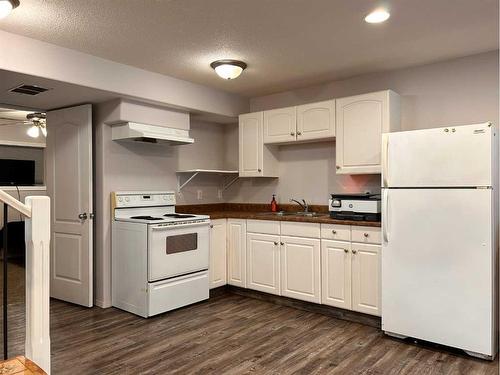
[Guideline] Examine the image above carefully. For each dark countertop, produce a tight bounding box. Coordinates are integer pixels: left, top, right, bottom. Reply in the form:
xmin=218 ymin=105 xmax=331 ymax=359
xmin=177 ymin=203 xmax=381 ymax=228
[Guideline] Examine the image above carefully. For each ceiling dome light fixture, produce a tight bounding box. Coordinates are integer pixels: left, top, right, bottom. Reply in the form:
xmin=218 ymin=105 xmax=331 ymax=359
xmin=364 ymin=9 xmax=390 ymax=24
xmin=210 ymin=59 xmax=247 ymax=80
xmin=0 ymin=0 xmax=20 ymax=19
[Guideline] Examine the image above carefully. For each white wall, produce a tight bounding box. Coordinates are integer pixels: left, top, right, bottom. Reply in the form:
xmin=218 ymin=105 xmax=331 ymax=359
xmin=0 ymin=124 xmax=46 ymax=148
xmin=224 ymin=51 xmax=499 ymax=205
xmin=0 ymin=29 xmax=248 ymax=118
xmin=94 ymin=101 xmax=230 ymax=307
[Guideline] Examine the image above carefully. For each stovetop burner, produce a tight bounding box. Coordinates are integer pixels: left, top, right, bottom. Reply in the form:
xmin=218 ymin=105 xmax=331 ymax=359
xmin=163 ymin=213 xmax=197 ymax=218
xmin=130 ymin=215 xmax=163 ymax=221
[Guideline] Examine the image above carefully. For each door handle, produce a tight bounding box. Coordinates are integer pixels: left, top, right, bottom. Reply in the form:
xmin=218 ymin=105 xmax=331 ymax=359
xmin=382 ymin=189 xmax=389 ymax=243
xmin=382 ymin=135 xmax=389 ymax=187
xmin=78 ymin=213 xmax=88 ymax=220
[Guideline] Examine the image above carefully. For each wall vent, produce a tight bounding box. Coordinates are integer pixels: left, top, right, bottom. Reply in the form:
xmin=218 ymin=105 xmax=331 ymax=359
xmin=9 ymin=84 xmax=50 ymax=96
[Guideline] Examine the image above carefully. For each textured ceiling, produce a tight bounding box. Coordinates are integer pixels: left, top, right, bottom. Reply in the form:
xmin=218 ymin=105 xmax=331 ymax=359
xmin=0 ymin=0 xmax=498 ymax=97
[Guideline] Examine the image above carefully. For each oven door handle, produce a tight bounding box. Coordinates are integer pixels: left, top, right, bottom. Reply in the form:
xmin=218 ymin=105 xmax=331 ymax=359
xmin=151 ymin=221 xmax=210 ymax=230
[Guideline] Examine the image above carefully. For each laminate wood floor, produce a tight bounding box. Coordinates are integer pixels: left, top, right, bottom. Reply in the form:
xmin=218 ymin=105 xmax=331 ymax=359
xmin=48 ymin=294 xmax=499 ymax=375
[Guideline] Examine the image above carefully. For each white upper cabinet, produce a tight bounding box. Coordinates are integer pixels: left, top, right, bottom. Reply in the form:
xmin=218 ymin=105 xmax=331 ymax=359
xmin=239 ymin=112 xmax=278 ymax=178
xmin=209 ymin=219 xmax=227 ymax=289
xmin=263 ymin=101 xmax=335 ymax=145
xmin=264 ymin=106 xmax=297 ymax=144
xmin=335 ymin=90 xmax=400 ymax=174
xmin=296 ymin=100 xmax=335 ymax=141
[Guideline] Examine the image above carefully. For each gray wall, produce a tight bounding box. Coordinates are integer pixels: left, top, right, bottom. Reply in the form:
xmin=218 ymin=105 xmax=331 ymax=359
xmin=224 ymin=51 xmax=499 ymax=205
xmin=94 ymin=100 xmax=231 ymax=307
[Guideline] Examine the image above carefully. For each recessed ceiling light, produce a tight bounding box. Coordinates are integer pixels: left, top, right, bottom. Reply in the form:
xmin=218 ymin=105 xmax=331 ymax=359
xmin=0 ymin=0 xmax=20 ymax=19
xmin=364 ymin=9 xmax=390 ymax=24
xmin=210 ymin=60 xmax=247 ymax=80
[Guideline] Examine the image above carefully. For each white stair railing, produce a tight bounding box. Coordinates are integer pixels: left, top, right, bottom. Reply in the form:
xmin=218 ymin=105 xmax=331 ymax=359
xmin=0 ymin=190 xmax=50 ymax=374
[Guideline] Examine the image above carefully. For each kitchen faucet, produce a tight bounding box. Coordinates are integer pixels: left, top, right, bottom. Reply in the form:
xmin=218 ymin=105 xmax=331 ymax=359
xmin=290 ymin=198 xmax=309 ymax=213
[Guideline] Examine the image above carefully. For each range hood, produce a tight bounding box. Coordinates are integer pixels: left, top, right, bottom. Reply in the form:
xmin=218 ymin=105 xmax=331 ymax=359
xmin=111 ymin=122 xmax=194 ymax=145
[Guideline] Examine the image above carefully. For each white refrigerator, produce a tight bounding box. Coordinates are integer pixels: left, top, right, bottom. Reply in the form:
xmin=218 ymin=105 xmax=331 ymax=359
xmin=381 ymin=122 xmax=498 ymax=359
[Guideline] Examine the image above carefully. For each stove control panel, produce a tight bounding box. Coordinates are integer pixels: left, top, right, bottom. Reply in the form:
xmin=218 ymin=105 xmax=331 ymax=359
xmin=113 ymin=191 xmax=176 ymax=208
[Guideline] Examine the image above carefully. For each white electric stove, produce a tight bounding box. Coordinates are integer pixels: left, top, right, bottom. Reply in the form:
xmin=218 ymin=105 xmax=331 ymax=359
xmin=111 ymin=191 xmax=210 ymax=317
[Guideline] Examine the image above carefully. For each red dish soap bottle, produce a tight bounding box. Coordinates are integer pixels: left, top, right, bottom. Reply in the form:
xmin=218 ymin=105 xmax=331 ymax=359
xmin=271 ymin=194 xmax=278 ymax=212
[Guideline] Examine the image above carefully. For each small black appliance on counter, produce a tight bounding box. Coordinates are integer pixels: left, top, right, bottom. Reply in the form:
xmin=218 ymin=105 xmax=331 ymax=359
xmin=329 ymin=193 xmax=381 ymax=221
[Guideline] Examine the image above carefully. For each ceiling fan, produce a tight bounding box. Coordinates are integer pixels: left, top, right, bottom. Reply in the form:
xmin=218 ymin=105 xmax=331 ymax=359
xmin=0 ymin=112 xmax=47 ymax=138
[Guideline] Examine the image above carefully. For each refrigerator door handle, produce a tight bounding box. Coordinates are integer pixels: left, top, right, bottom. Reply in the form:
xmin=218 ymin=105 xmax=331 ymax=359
xmin=383 ymin=189 xmax=389 ymax=243
xmin=382 ymin=135 xmax=389 ymax=187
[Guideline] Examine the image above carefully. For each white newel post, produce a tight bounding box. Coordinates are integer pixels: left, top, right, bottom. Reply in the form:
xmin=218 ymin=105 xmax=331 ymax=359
xmin=24 ymin=196 xmax=51 ymax=374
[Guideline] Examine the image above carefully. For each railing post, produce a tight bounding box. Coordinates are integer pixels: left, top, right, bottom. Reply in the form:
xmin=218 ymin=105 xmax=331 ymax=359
xmin=24 ymin=196 xmax=50 ymax=374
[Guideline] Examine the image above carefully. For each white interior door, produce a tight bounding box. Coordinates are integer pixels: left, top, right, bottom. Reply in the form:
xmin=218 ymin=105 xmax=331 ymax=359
xmin=46 ymin=104 xmax=93 ymax=307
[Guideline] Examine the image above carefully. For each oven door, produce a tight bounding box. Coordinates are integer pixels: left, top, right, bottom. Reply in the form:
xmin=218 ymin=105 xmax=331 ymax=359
xmin=148 ymin=221 xmax=209 ymax=282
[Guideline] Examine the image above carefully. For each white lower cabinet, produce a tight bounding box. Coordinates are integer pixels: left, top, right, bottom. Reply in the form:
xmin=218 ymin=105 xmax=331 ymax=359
xmin=227 ymin=219 xmax=247 ymax=287
xmin=280 ymin=236 xmax=321 ymax=303
xmin=209 ymin=219 xmax=227 ymax=289
xmin=351 ymin=243 xmax=381 ymax=316
xmin=216 ymin=218 xmax=381 ymax=317
xmin=321 ymin=225 xmax=381 ymax=316
xmin=246 ymin=233 xmax=281 ymax=295
xmin=321 ymin=240 xmax=351 ymax=309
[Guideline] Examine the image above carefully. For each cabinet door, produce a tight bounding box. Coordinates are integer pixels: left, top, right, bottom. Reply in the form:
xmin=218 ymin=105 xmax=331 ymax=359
xmin=321 ymin=240 xmax=351 ymax=309
xmin=280 ymin=236 xmax=321 ymax=303
xmin=336 ymin=90 xmax=392 ymax=174
xmin=264 ymin=107 xmax=297 ymax=144
xmin=351 ymin=243 xmax=381 ymax=316
xmin=296 ymin=100 xmax=335 ymax=141
xmin=227 ymin=219 xmax=247 ymax=287
xmin=239 ymin=112 xmax=263 ymax=177
xmin=247 ymin=233 xmax=281 ymax=295
xmin=209 ymin=219 xmax=227 ymax=289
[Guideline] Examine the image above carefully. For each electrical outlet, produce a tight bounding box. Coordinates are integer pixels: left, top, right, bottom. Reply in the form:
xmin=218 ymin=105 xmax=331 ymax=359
xmin=197 ymin=190 xmax=203 ymax=200
xmin=218 ymin=189 xmax=223 ymax=199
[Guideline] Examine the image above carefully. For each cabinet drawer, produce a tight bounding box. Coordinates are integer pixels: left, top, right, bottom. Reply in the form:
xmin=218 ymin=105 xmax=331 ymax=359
xmin=148 ymin=271 xmax=209 ymax=317
xmin=247 ymin=219 xmax=280 ymax=235
xmin=281 ymin=221 xmax=320 ymax=238
xmin=321 ymin=224 xmax=350 ymax=241
xmin=351 ymin=226 xmax=381 ymax=244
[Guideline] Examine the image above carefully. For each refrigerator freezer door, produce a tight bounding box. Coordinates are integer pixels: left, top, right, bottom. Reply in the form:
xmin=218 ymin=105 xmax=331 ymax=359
xmin=382 ymin=188 xmax=494 ymax=356
xmin=382 ymin=123 xmax=493 ymax=187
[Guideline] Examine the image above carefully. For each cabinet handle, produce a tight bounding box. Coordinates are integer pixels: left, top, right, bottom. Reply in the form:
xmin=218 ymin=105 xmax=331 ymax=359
xmin=336 ymin=166 xmax=340 ymax=170
xmin=297 ymin=131 xmax=302 ymax=136
xmin=290 ymin=132 xmax=295 ymax=136
xmin=209 ymin=224 xmax=214 ymax=228
xmin=352 ymin=250 xmax=357 ymax=254
xmin=332 ymin=230 xmax=337 ymax=234
xmin=258 ymin=168 xmax=262 ymax=172
xmin=364 ymin=233 xmax=369 ymax=238
xmin=274 ymin=241 xmax=278 ymax=246
xmin=280 ymin=242 xmax=284 ymax=246
xmin=344 ymin=249 xmax=348 ymax=253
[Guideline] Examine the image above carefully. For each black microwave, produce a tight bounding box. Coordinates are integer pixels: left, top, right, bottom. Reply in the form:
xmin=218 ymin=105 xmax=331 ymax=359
xmin=0 ymin=159 xmax=35 ymax=186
